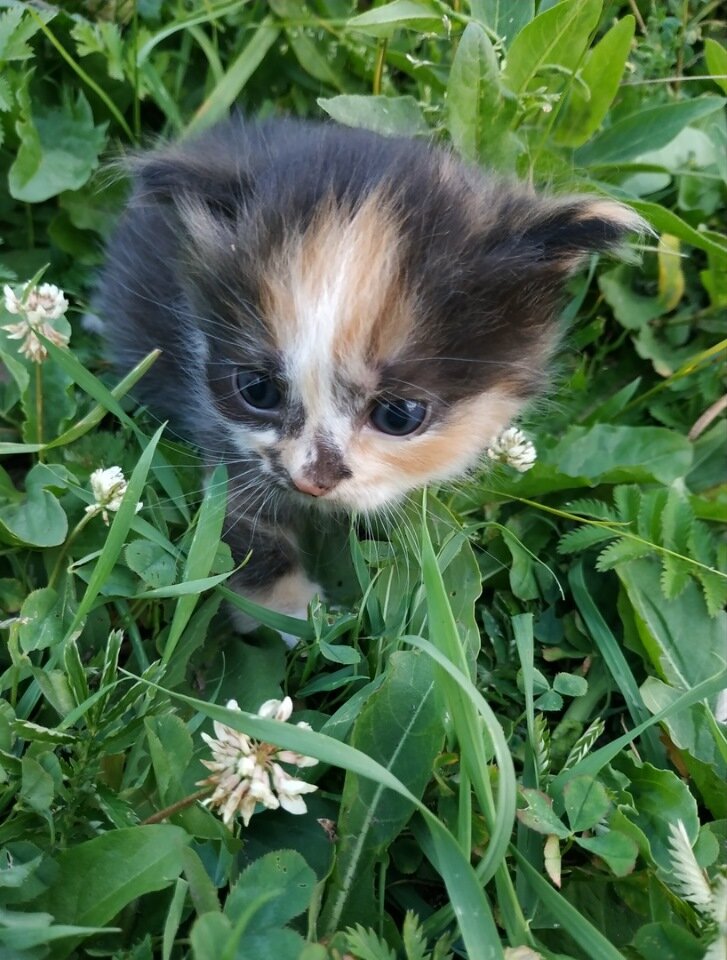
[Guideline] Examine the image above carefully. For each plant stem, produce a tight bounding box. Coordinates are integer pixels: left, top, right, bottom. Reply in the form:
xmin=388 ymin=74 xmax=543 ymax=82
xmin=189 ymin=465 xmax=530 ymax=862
xmin=142 ymin=788 xmax=213 ymax=824
xmin=35 ymin=363 xmax=43 ymax=459
xmin=372 ymin=39 xmax=387 ymax=95
xmin=48 ymin=511 xmax=95 ymax=589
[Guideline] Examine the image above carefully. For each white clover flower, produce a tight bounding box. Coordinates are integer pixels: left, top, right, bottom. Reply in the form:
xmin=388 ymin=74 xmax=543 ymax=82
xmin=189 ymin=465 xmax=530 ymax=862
xmin=85 ymin=466 xmax=142 ymax=524
xmin=2 ymin=281 xmax=70 ymax=363
xmin=198 ymin=696 xmax=319 ymax=827
xmin=487 ymin=426 xmax=537 ymax=472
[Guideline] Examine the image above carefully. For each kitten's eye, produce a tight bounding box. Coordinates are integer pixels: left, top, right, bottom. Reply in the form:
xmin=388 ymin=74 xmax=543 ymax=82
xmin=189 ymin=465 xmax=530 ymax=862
xmin=237 ymin=370 xmax=282 ymax=411
xmin=370 ymin=398 xmax=427 ymax=436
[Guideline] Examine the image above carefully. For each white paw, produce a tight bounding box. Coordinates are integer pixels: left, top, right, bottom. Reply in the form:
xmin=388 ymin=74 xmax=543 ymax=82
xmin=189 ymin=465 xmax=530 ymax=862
xmin=229 ymin=570 xmax=323 ymax=647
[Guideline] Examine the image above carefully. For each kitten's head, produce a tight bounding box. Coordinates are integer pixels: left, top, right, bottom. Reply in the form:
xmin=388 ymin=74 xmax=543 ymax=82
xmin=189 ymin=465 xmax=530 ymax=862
xmin=124 ymin=120 xmax=644 ymax=512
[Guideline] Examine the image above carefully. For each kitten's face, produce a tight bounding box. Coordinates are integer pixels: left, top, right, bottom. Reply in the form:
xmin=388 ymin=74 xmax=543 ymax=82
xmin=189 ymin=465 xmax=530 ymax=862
xmin=202 ymin=194 xmax=522 ymax=512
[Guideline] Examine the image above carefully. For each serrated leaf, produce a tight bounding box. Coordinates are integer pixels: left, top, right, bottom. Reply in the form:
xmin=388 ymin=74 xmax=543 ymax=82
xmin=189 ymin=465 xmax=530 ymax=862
xmin=345 ymin=924 xmax=397 ymax=960
xmin=567 ymin=498 xmax=617 ymax=521
xmin=637 ymin=488 xmax=668 ymax=544
xmin=596 ymin=538 xmax=652 ymax=570
xmin=0 ymin=6 xmax=47 ymax=61
xmin=9 ymin=91 xmax=108 ymax=203
xmin=660 ymin=554 xmax=692 ymax=601
xmin=558 ymin=524 xmax=617 ymax=555
xmin=694 ymin=567 xmax=727 ymax=619
xmin=661 ymin=487 xmax=694 ymax=553
xmin=225 ymin=850 xmax=315 ymax=929
xmin=402 ymin=911 xmax=429 ymax=960
xmin=613 ymin=484 xmax=642 ymax=523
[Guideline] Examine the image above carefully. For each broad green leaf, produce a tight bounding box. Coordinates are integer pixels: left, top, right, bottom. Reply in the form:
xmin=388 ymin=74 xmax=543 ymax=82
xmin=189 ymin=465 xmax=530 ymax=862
xmin=704 ymin=38 xmax=727 ymax=94
xmin=555 ymin=16 xmax=634 ymax=147
xmin=616 ymin=756 xmax=699 ymax=872
xmin=448 ymin=23 xmax=500 ymax=161
xmin=125 ymin=540 xmax=177 ymax=588
xmin=575 ymin=830 xmax=639 ymax=877
xmin=550 ymin=424 xmax=693 ymax=485
xmin=0 ymin=463 xmax=67 ymax=547
xmin=618 ymin=558 xmax=726 ymax=689
xmin=632 ymin=923 xmax=704 ymax=960
xmin=598 ymin=265 xmax=664 ymax=331
xmin=563 ymin=776 xmax=610 ymax=832
xmin=19 ymin=756 xmax=54 ymax=813
xmin=346 ymin=1 xmax=442 ymax=38
xmin=225 ymin=850 xmax=315 ymax=929
xmin=517 ymin=788 xmax=571 ymax=838
xmin=468 ymin=0 xmax=534 ymax=46
xmin=43 ymin=826 xmax=189 ymax=956
xmin=502 ymin=0 xmax=602 ymax=94
xmin=641 ymin=677 xmax=727 ymax=774
xmin=320 ymin=651 xmax=443 ymax=931
xmin=9 ymin=91 xmax=107 ymax=203
xmin=317 ymin=94 xmax=429 ymax=137
xmin=576 ymin=96 xmax=726 ymax=166
xmin=552 ymin=673 xmax=587 ymax=697
xmin=17 ymin=588 xmax=63 ymax=653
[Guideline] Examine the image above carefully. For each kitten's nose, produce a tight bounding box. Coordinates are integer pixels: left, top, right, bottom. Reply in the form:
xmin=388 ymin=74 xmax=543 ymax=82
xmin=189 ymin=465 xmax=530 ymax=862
xmin=291 ymin=476 xmax=330 ymax=497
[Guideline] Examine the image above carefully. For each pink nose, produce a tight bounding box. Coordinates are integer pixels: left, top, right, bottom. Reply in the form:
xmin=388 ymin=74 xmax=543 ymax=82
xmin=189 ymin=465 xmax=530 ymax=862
xmin=292 ymin=476 xmax=329 ymax=497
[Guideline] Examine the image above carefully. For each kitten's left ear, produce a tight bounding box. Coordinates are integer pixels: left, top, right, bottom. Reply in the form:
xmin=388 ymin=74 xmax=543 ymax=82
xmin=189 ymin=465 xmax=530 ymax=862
xmin=517 ymin=196 xmax=648 ymax=270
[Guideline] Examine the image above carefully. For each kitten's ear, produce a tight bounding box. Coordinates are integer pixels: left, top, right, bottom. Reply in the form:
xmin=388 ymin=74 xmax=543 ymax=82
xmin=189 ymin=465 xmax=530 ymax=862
xmin=128 ymin=141 xmax=249 ymax=221
xmin=515 ymin=196 xmax=648 ymax=271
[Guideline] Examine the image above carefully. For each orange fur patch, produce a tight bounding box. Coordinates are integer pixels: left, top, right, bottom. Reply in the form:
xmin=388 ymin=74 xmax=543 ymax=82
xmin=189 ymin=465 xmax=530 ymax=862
xmin=259 ymin=193 xmax=414 ymax=383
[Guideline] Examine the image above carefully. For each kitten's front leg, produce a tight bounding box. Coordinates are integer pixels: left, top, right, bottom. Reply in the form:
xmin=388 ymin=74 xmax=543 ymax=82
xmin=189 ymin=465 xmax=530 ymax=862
xmin=224 ymin=517 xmax=321 ymax=646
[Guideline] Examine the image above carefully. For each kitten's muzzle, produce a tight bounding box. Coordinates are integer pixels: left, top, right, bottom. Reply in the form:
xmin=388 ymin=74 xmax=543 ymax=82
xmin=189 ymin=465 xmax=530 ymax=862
xmin=287 ymin=440 xmax=353 ymax=499
xmin=291 ymin=475 xmax=332 ymax=498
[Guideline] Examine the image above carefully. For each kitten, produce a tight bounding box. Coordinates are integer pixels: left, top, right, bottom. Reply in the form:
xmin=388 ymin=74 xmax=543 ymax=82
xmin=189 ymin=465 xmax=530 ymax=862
xmin=97 ymin=115 xmax=642 ymax=630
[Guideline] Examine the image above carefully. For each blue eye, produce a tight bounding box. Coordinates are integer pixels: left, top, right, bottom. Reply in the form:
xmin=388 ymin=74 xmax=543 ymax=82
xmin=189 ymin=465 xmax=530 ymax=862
xmin=370 ymin=398 xmax=427 ymax=436
xmin=237 ymin=370 xmax=282 ymax=411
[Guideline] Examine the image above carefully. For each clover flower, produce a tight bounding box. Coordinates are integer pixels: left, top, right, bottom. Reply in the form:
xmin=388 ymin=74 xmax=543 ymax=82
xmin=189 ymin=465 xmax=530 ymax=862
xmin=198 ymin=697 xmax=319 ymax=827
xmin=487 ymin=426 xmax=537 ymax=472
xmin=85 ymin=466 xmax=142 ymax=524
xmin=2 ymin=282 xmax=70 ymax=363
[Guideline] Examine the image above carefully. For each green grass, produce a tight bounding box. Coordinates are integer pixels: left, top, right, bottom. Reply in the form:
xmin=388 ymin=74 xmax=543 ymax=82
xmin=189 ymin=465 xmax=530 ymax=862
xmin=0 ymin=2 xmax=726 ymax=959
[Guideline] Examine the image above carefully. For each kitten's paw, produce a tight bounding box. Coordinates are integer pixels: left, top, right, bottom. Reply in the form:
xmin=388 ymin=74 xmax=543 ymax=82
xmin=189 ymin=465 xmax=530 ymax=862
xmin=229 ymin=570 xmax=323 ymax=647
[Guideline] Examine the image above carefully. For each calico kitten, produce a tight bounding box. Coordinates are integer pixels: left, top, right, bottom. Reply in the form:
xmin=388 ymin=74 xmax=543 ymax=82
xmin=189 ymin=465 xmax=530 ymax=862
xmin=97 ymin=116 xmax=642 ymax=630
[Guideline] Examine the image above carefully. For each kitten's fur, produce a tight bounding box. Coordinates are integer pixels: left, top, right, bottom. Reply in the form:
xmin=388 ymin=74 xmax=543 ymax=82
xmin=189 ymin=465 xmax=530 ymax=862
xmin=97 ymin=116 xmax=642 ymax=627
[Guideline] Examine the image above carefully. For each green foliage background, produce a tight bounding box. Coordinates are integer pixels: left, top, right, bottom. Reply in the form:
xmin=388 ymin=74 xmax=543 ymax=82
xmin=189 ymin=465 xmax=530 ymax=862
xmin=0 ymin=1 xmax=726 ymax=959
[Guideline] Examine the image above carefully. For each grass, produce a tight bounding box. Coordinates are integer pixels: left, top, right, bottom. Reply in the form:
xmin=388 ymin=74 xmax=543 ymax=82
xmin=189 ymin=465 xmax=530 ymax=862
xmin=0 ymin=2 xmax=726 ymax=959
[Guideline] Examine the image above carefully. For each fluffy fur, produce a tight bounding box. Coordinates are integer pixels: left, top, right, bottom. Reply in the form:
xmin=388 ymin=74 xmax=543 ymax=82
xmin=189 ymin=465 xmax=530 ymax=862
xmin=96 ymin=116 xmax=643 ymax=626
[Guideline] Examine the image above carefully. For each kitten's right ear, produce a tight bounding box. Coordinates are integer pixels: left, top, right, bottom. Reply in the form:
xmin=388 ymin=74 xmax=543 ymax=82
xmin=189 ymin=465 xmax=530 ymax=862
xmin=128 ymin=143 xmax=249 ymax=221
